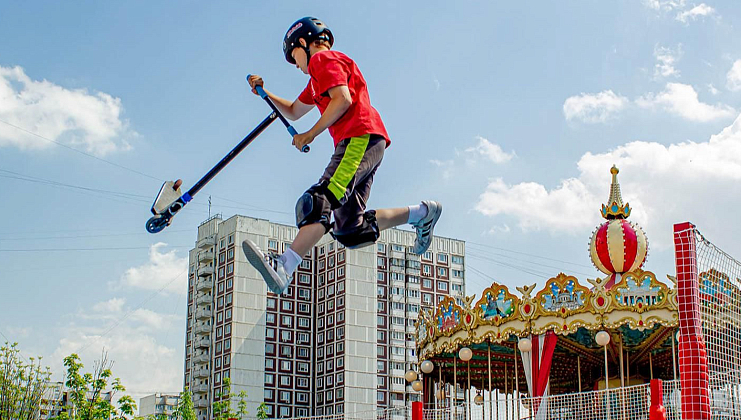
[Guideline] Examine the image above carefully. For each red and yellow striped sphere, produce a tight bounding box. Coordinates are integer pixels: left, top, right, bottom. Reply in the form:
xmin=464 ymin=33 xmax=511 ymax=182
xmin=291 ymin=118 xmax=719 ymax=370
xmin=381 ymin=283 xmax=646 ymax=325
xmin=589 ymin=219 xmax=648 ymax=275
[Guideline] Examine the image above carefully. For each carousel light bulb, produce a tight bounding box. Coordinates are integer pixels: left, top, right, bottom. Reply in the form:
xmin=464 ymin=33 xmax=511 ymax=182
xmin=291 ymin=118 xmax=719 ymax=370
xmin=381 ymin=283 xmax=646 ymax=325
xmin=459 ymin=347 xmax=473 ymax=362
xmin=676 ymin=331 xmax=680 ymax=342
xmin=596 ymin=330 xmax=611 ymax=347
xmin=405 ymin=370 xmax=418 ymax=383
xmin=474 ymin=394 xmax=484 ymax=405
xmin=421 ymin=360 xmax=435 ymax=374
xmin=412 ymin=380 xmax=423 ymax=392
xmin=518 ymin=338 xmax=532 ymax=353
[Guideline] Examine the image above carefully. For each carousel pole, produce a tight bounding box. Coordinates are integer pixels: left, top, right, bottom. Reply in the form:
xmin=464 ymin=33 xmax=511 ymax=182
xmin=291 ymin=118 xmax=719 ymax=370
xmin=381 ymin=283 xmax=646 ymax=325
xmin=671 ymin=330 xmax=677 ymax=381
xmin=504 ymin=363 xmax=509 ymax=420
xmin=626 ymin=350 xmax=630 ymax=382
xmin=454 ymin=357 xmax=458 ymax=419
xmin=577 ymin=355 xmax=582 ymax=391
xmin=619 ymin=340 xmax=626 ymax=420
xmin=649 ymin=351 xmax=654 ymax=380
xmin=619 ymin=339 xmax=625 ymax=388
xmin=439 ymin=364 xmax=443 ymax=410
xmin=488 ymin=343 xmax=492 ymax=420
xmin=467 ymin=360 xmax=471 ymax=420
xmin=514 ymin=343 xmax=520 ymax=420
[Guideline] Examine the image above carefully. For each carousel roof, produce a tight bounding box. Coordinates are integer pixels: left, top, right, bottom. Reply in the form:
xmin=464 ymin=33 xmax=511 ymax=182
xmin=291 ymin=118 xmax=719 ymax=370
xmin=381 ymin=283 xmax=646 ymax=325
xmin=415 ymin=166 xmax=681 ymax=394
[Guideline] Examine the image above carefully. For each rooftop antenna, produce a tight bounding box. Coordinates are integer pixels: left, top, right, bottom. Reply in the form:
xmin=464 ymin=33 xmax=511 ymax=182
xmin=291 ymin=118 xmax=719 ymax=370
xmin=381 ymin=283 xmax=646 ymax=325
xmin=208 ymin=195 xmax=212 ymax=218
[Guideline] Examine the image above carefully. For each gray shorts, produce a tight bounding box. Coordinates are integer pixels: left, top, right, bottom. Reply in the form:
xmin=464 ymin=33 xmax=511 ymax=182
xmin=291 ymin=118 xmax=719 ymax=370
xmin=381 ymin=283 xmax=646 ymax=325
xmin=313 ymin=134 xmax=385 ymax=233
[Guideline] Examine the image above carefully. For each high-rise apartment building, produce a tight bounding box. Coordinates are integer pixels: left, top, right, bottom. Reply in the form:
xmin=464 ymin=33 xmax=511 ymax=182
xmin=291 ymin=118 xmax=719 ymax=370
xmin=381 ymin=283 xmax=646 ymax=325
xmin=139 ymin=393 xmax=180 ymax=419
xmin=183 ymin=215 xmax=464 ymax=419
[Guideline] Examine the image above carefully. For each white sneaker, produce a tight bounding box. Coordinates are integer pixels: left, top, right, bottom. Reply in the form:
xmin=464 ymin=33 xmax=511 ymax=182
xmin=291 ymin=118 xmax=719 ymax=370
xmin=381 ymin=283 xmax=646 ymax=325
xmin=242 ymin=240 xmax=292 ymax=295
xmin=412 ymin=200 xmax=442 ymax=254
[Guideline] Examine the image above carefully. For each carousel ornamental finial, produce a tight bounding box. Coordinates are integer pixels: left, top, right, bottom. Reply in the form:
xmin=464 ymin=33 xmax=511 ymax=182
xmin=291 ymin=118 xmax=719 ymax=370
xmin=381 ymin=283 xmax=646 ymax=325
xmin=589 ymin=166 xmax=649 ymax=285
xmin=601 ymin=165 xmax=631 ymax=219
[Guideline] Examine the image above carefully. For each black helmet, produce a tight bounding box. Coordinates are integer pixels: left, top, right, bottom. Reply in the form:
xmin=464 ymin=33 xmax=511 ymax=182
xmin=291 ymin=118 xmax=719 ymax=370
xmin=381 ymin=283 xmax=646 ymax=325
xmin=283 ymin=17 xmax=334 ymax=64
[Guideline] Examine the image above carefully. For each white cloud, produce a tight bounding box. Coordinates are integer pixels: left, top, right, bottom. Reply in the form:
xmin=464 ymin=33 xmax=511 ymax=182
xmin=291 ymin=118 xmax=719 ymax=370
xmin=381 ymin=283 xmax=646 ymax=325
xmin=726 ymin=60 xmax=741 ymax=92
xmin=636 ymin=83 xmax=735 ymax=122
xmin=643 ymin=0 xmax=686 ymax=11
xmin=50 ymin=303 xmax=184 ymax=402
xmin=475 ymin=177 xmax=598 ymax=233
xmin=476 ymin=111 xmax=741 ymax=245
xmin=93 ymin=298 xmax=126 ymax=313
xmin=464 ymin=136 xmax=515 ymax=163
xmin=117 ymin=243 xmax=188 ymax=294
xmin=676 ymin=3 xmax=716 ymax=23
xmin=563 ymin=90 xmax=629 ymax=123
xmin=0 ymin=65 xmax=134 ymax=156
xmin=708 ymin=84 xmax=719 ymax=95
xmin=654 ymin=44 xmax=682 ymax=79
xmin=429 ymin=159 xmax=455 ymax=180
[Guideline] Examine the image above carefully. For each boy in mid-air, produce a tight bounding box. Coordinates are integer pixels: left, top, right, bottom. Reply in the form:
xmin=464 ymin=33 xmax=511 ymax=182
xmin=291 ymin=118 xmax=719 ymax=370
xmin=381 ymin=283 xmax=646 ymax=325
xmin=244 ymin=17 xmax=442 ymax=295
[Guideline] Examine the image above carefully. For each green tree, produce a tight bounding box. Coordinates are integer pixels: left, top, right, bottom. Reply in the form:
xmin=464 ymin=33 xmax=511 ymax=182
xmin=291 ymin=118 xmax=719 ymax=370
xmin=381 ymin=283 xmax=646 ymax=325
xmin=255 ymin=403 xmax=268 ymax=420
xmin=174 ymin=388 xmax=196 ymax=420
xmin=0 ymin=342 xmax=52 ymax=420
xmin=212 ymin=377 xmax=251 ymax=420
xmin=53 ymin=352 xmax=137 ymax=420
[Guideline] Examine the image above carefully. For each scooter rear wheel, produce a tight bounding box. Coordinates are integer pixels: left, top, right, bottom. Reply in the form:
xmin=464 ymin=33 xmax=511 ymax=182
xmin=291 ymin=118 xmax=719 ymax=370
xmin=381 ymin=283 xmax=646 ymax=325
xmin=146 ymin=215 xmax=170 ymax=233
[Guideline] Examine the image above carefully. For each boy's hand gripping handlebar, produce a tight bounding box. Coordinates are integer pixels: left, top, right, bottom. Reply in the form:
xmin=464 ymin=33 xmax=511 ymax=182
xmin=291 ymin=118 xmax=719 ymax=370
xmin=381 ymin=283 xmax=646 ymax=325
xmin=247 ymin=75 xmax=309 ymax=153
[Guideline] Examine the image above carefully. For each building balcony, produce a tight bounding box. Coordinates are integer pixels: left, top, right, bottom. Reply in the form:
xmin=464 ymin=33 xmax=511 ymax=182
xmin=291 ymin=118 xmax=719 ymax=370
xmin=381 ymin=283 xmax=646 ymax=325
xmin=193 ymin=353 xmax=209 ymax=364
xmin=197 ymin=236 xmax=215 ymax=250
xmin=194 ymin=399 xmax=208 ymax=408
xmin=196 ymin=295 xmax=211 ymax=306
xmin=193 ymin=384 xmax=209 ymax=394
xmin=195 ymin=337 xmax=210 ymax=348
xmin=197 ymin=266 xmax=215 ymax=278
xmin=193 ymin=368 xmax=209 ymax=379
xmin=195 ymin=279 xmax=213 ymax=292
xmin=391 ymin=383 xmax=406 ymax=393
xmin=195 ymin=308 xmax=212 ymax=320
xmin=194 ymin=322 xmax=211 ymax=335
xmin=198 ymin=251 xmax=214 ymax=264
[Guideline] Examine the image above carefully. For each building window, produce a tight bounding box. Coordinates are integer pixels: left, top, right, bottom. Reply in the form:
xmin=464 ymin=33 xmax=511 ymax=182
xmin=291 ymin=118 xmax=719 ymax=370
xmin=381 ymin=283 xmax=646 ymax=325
xmin=438 ymin=281 xmax=448 ymax=291
xmin=298 ymin=317 xmax=310 ymax=328
xmin=265 ymin=358 xmax=274 ymax=369
xmin=280 ymin=376 xmax=291 ymax=386
xmin=377 ymin=243 xmax=386 ymax=252
xmin=282 ymin=301 xmax=293 ymax=311
xmin=297 ymin=362 xmax=310 ymax=373
xmin=280 ymin=345 xmax=293 ymax=358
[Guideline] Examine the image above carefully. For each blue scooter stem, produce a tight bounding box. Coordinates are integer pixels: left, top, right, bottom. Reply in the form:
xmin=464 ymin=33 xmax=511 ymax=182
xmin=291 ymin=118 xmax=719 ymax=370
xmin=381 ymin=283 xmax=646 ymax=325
xmin=247 ymin=75 xmax=309 ymax=153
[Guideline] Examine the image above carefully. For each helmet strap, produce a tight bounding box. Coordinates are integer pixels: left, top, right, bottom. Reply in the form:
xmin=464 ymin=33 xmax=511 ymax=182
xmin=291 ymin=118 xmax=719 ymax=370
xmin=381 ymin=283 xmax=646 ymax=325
xmin=305 ymin=35 xmax=330 ymax=65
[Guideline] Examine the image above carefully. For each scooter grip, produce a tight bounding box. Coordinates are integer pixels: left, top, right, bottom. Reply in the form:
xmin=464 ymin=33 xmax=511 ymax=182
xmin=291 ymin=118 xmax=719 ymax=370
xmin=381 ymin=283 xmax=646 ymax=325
xmin=246 ymin=75 xmax=268 ymax=99
xmin=287 ymin=121 xmax=309 ymax=153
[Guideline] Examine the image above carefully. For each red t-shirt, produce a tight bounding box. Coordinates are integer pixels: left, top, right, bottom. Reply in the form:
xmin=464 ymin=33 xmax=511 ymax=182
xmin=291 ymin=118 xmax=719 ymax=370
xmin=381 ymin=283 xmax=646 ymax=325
xmin=298 ymin=50 xmax=390 ymax=148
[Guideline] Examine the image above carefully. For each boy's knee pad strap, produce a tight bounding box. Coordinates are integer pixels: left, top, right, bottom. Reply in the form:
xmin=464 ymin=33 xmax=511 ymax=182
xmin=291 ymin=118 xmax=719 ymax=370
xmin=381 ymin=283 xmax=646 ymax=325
xmin=331 ymin=210 xmax=379 ymax=249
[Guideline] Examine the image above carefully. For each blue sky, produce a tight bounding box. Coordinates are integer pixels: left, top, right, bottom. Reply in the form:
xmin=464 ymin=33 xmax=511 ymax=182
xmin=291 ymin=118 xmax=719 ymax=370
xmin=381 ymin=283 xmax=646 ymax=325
xmin=2 ymin=0 xmax=741 ymax=403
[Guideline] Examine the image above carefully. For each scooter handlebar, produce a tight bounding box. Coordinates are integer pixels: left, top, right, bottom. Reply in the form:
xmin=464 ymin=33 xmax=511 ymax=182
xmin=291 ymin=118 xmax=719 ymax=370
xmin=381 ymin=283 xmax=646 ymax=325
xmin=247 ymin=74 xmax=309 ymax=153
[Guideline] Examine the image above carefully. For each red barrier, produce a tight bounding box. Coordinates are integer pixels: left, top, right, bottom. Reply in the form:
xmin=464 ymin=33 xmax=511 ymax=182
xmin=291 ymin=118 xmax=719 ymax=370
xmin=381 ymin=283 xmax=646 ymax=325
xmin=412 ymin=401 xmax=423 ymax=420
xmin=649 ymin=379 xmax=667 ymax=420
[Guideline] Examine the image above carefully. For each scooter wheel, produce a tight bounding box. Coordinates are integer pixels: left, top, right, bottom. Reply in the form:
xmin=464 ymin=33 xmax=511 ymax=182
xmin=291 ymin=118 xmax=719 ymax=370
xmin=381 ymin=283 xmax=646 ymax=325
xmin=146 ymin=215 xmax=170 ymax=233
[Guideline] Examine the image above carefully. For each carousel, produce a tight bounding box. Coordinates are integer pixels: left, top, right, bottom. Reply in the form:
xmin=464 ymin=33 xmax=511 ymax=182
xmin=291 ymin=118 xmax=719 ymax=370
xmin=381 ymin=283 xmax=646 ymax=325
xmin=414 ymin=166 xmax=683 ymax=418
